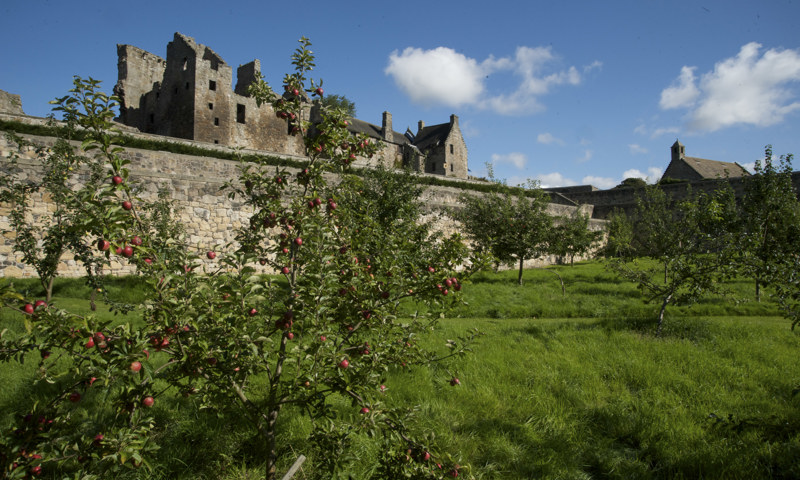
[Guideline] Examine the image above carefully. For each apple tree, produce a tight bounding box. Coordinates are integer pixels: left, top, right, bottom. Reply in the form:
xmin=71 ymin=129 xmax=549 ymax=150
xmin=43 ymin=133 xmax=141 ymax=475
xmin=738 ymin=145 xmax=800 ymax=301
xmin=454 ymin=182 xmax=553 ymax=285
xmin=609 ymin=185 xmax=739 ymax=334
xmin=2 ymin=39 xmax=480 ymax=480
xmin=550 ymin=208 xmax=601 ymax=266
xmin=0 ymin=77 xmax=186 ymax=479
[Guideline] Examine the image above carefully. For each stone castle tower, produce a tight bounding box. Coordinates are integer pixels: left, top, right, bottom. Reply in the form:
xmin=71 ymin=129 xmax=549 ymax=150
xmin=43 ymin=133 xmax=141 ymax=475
xmin=114 ymin=33 xmax=468 ymax=178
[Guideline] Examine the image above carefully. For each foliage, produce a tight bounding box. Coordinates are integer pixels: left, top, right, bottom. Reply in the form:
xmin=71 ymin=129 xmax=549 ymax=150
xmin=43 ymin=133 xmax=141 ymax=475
xmin=550 ymin=209 xmax=602 ymax=266
xmin=609 ymin=185 xmax=740 ymax=334
xmin=0 ymin=39 xmax=478 ymax=480
xmin=321 ymin=93 xmax=357 ymax=118
xmin=454 ymin=183 xmax=553 ymax=285
xmin=738 ymin=145 xmax=800 ymax=301
xmin=599 ymin=208 xmax=634 ymax=259
xmin=613 ymin=177 xmax=647 ymax=189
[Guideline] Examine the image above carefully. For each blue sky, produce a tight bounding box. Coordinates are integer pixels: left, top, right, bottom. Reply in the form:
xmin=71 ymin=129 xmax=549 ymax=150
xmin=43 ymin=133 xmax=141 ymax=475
xmin=2 ymin=0 xmax=799 ymax=188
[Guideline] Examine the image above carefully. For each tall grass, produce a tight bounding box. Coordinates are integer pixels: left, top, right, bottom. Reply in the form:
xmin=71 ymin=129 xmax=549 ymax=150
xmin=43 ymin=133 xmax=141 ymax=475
xmin=1 ymin=262 xmax=798 ymax=479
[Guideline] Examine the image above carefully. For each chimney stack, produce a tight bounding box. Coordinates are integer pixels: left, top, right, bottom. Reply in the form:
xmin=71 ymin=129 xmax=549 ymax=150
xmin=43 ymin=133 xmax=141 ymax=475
xmin=382 ymin=111 xmax=393 ymax=142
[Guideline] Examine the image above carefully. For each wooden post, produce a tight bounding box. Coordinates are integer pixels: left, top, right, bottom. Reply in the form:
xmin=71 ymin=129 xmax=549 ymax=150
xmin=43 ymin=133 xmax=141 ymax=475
xmin=280 ymin=455 xmax=306 ymax=480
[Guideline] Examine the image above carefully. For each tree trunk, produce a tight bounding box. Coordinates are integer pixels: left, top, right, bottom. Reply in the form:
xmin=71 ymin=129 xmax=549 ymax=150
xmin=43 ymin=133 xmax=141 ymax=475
xmin=517 ymin=258 xmax=524 ymax=285
xmin=44 ymin=276 xmax=54 ymax=303
xmin=755 ymin=279 xmax=761 ymax=302
xmin=265 ymin=408 xmax=279 ymax=480
xmin=656 ymin=293 xmax=673 ymax=337
xmin=664 ymin=261 xmax=668 ymax=284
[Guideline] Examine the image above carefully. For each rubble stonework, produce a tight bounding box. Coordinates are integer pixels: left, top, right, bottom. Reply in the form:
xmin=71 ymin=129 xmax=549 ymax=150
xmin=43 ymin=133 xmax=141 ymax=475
xmin=114 ymin=33 xmax=469 ymax=179
xmin=0 ymin=90 xmax=24 ymax=116
xmin=0 ymin=130 xmax=590 ymax=278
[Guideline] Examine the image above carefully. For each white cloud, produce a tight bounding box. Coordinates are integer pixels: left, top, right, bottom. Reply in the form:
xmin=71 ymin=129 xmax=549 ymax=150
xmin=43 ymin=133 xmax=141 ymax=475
xmin=660 ymin=66 xmax=700 ymax=109
xmin=491 ymin=152 xmax=528 ymax=169
xmin=533 ymin=172 xmax=577 ymax=188
xmin=385 ymin=47 xmax=485 ymax=108
xmin=629 ymin=144 xmax=648 ymax=155
xmin=660 ymin=43 xmax=800 ymax=132
xmin=386 ymin=45 xmax=596 ymax=115
xmin=740 ymin=162 xmax=755 ymax=173
xmin=622 ymin=167 xmax=663 ymax=183
xmin=582 ymin=175 xmax=617 ymax=189
xmin=537 ymin=132 xmax=564 ymax=145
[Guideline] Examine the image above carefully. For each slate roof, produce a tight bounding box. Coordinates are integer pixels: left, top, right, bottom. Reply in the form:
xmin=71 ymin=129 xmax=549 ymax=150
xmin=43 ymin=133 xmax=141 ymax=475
xmin=413 ymin=122 xmax=452 ymax=151
xmin=664 ymin=156 xmax=750 ymax=180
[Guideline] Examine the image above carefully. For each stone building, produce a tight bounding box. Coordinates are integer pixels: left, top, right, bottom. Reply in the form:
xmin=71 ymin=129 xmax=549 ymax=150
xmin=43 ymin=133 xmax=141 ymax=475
xmin=114 ymin=33 xmax=469 ymax=178
xmin=661 ymin=140 xmax=750 ymax=182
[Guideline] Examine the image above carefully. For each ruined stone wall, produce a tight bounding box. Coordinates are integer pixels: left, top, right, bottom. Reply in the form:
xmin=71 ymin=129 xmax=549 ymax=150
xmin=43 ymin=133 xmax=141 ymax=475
xmin=0 ymin=127 xmax=595 ymax=278
xmin=114 ymin=45 xmax=166 ymax=130
xmin=0 ymin=90 xmax=24 ymax=116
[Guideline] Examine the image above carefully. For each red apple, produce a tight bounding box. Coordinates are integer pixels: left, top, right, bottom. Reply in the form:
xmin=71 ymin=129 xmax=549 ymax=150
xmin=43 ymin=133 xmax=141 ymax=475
xmin=281 ymin=266 xmax=290 ymax=275
xmin=142 ymin=396 xmax=155 ymax=408
xmin=259 ymin=258 xmax=268 ymax=266
xmin=360 ymin=407 xmax=370 ymax=414
xmin=93 ymin=433 xmax=104 ymax=445
xmin=122 ymin=200 xmax=132 ymax=210
xmin=315 ymin=87 xmax=324 ymax=96
xmin=144 ymin=258 xmax=153 ymax=265
xmin=131 ymin=236 xmax=143 ymax=246
xmin=248 ymin=308 xmax=258 ymax=316
xmin=97 ymin=239 xmax=110 ymax=251
xmin=122 ymin=245 xmax=134 ymax=257
xmin=69 ymin=392 xmax=81 ymax=403
xmin=23 ymin=303 xmax=34 ymax=314
xmin=450 ymin=377 xmax=460 ymax=386
xmin=286 ymin=332 xmax=294 ymax=340
xmin=338 ymin=359 xmax=349 ymax=369
xmin=85 ymin=338 xmax=95 ymax=349
xmin=206 ymin=251 xmax=216 ymax=260
xmin=111 ymin=175 xmax=123 ymax=186
xmin=30 ymin=465 xmax=42 ymax=476
xmin=130 ymin=361 xmax=142 ymax=372
xmin=319 ymin=335 xmax=326 ymax=342
xmin=294 ymin=237 xmax=303 ymax=246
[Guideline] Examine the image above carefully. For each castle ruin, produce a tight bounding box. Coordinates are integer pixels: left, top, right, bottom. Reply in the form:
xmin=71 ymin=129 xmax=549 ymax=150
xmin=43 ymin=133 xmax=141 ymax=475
xmin=114 ymin=33 xmax=469 ymax=178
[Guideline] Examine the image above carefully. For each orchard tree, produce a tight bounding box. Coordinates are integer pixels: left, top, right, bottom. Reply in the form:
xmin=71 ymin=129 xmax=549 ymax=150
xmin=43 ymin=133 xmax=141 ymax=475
xmin=1 ymin=39 xmax=479 ymax=480
xmin=630 ymin=184 xmax=682 ymax=282
xmin=0 ymin=77 xmax=183 ymax=478
xmin=738 ymin=145 xmax=800 ymax=301
xmin=600 ymin=208 xmax=634 ymax=259
xmin=610 ymin=185 xmax=739 ymax=334
xmin=455 ymin=182 xmax=553 ymax=285
xmin=550 ymin=208 xmax=601 ymax=266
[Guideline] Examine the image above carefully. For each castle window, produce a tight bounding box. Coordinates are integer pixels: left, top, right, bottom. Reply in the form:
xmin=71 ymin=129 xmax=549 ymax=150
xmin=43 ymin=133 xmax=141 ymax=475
xmin=450 ymin=144 xmax=454 ymax=154
xmin=208 ymin=102 xmax=213 ymax=110
xmin=214 ymin=140 xmax=219 ymax=144
xmin=174 ymin=87 xmax=178 ymax=94
xmin=209 ymin=80 xmax=216 ymax=91
xmin=214 ymin=117 xmax=219 ymax=126
xmin=450 ymin=163 xmax=454 ymax=172
xmin=236 ymin=104 xmax=246 ymax=124
xmin=149 ymin=113 xmax=154 ymax=124
xmin=182 ymin=58 xmax=188 ymax=71
xmin=185 ymin=82 xmax=190 ymax=90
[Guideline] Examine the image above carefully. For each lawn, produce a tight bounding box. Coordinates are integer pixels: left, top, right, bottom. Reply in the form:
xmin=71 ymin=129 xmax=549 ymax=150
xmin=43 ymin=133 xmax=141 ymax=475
xmin=1 ymin=261 xmax=799 ymax=479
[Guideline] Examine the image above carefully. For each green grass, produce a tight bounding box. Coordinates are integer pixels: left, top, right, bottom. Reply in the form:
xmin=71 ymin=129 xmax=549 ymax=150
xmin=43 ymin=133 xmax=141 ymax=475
xmin=2 ymin=262 xmax=799 ymax=479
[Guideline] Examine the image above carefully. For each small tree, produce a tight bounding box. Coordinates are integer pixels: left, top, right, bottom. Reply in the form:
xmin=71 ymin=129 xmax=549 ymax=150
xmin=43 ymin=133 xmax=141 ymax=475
xmin=738 ymin=145 xmax=800 ymax=301
xmin=610 ymin=185 xmax=738 ymax=334
xmin=630 ymin=184 xmax=682 ymax=282
xmin=455 ymin=183 xmax=552 ymax=285
xmin=551 ymin=208 xmax=601 ymax=266
xmin=2 ymin=39 xmax=479 ymax=480
xmin=600 ymin=208 xmax=634 ymax=259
